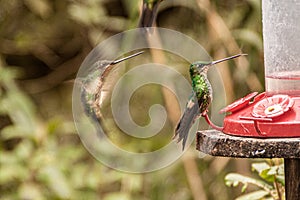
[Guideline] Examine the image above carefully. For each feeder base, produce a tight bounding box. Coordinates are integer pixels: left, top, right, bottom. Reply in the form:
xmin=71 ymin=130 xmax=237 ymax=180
xmin=197 ymin=130 xmax=300 ymax=158
xmin=222 ymin=93 xmax=300 ymax=137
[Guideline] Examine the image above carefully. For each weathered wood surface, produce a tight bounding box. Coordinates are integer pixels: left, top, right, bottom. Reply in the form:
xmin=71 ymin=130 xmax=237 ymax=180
xmin=196 ymin=130 xmax=300 ymax=158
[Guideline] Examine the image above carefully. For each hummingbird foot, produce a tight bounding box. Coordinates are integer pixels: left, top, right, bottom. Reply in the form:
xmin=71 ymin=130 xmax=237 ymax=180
xmin=203 ymin=114 xmax=223 ymax=131
xmin=201 ymin=109 xmax=209 ymax=117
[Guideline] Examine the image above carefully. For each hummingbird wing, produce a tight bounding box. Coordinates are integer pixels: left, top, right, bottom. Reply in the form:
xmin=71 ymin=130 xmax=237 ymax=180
xmin=174 ymin=93 xmax=200 ymax=150
xmin=80 ymin=64 xmax=119 ymax=140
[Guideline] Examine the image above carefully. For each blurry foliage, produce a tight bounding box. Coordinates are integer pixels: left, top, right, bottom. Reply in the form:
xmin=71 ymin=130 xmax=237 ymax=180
xmin=225 ymin=159 xmax=285 ymax=200
xmin=0 ymin=0 xmax=266 ymax=199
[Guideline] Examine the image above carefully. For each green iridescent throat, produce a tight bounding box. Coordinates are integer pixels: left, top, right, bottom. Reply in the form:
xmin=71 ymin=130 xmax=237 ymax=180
xmin=189 ymin=64 xmax=211 ymax=113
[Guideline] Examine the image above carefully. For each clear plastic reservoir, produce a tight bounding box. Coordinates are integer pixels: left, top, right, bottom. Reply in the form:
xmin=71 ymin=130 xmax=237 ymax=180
xmin=262 ymin=0 xmax=300 ymax=95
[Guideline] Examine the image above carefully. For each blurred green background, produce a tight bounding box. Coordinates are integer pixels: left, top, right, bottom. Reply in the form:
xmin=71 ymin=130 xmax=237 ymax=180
xmin=0 ymin=0 xmax=265 ymax=199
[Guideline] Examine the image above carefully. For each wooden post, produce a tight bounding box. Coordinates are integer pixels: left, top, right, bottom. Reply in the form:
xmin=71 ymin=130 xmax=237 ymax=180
xmin=284 ymin=159 xmax=300 ymax=200
xmin=197 ymin=130 xmax=300 ymax=199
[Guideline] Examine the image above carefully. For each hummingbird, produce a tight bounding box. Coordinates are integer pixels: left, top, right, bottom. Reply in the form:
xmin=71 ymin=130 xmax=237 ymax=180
xmin=138 ymin=0 xmax=164 ymax=28
xmin=174 ymin=53 xmax=247 ymax=150
xmin=80 ymin=51 xmax=144 ymax=120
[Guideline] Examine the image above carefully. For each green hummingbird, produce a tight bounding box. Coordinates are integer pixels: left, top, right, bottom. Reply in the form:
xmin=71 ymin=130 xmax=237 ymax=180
xmin=138 ymin=0 xmax=164 ymax=28
xmin=81 ymin=51 xmax=144 ymax=120
xmin=174 ymin=53 xmax=247 ymax=150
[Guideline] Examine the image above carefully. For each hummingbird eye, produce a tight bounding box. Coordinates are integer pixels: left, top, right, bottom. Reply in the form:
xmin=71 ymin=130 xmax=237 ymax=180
xmin=191 ymin=63 xmax=201 ymax=68
xmin=195 ymin=63 xmax=205 ymax=69
xmin=198 ymin=64 xmax=204 ymax=68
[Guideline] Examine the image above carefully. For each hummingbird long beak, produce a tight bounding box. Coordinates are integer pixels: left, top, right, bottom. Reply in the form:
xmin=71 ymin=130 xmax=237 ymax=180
xmin=211 ymin=53 xmax=247 ymax=65
xmin=111 ymin=51 xmax=144 ymax=65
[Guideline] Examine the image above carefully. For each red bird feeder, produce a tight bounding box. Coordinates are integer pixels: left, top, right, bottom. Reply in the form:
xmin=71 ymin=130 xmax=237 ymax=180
xmin=198 ymin=1 xmax=300 ymax=199
xmin=220 ymin=92 xmax=300 ymax=137
xmin=205 ymin=0 xmax=300 ymax=138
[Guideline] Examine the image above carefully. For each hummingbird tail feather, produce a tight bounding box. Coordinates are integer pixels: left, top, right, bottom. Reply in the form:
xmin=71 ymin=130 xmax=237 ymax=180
xmin=138 ymin=2 xmax=160 ymax=28
xmin=174 ymin=102 xmax=199 ymax=150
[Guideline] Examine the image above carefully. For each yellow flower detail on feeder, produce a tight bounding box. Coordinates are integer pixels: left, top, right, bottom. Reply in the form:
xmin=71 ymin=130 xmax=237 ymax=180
xmin=264 ymin=104 xmax=283 ymax=117
xmin=252 ymin=95 xmax=294 ymax=118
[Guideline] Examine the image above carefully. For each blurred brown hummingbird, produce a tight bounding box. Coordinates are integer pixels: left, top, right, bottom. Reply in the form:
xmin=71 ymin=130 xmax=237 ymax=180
xmin=81 ymin=51 xmax=144 ymax=120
